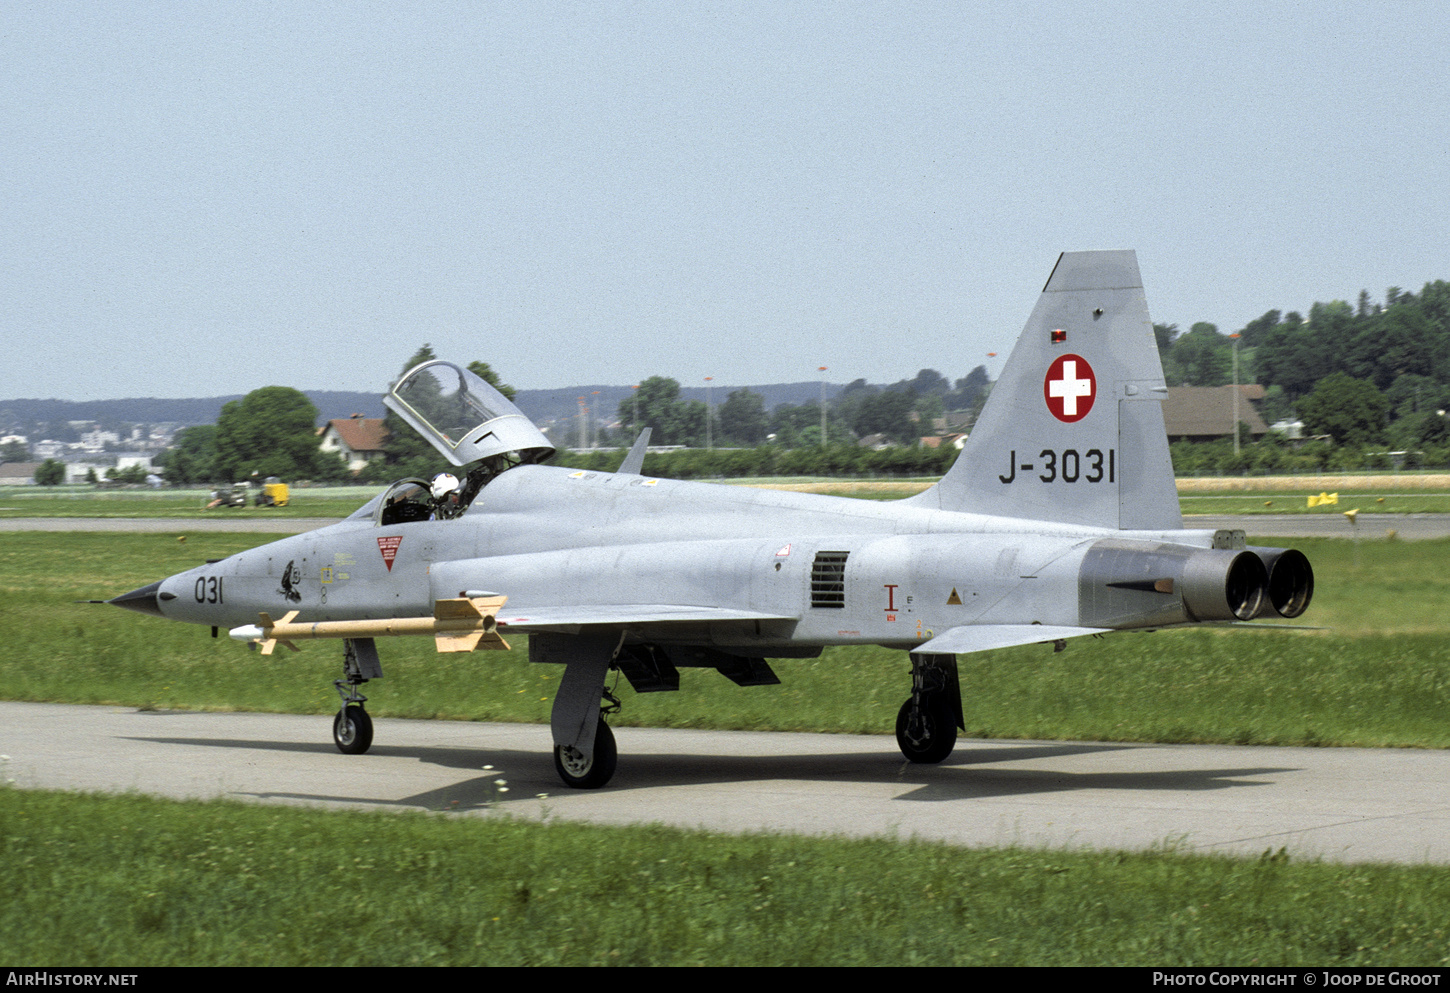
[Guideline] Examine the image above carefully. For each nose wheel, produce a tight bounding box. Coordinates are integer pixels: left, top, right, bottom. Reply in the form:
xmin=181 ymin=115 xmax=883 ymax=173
xmin=333 ymin=705 xmax=374 ymax=754
xmin=331 ymin=639 xmax=378 ymax=755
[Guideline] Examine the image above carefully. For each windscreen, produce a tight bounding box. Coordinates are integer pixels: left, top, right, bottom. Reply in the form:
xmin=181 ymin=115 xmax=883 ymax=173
xmin=384 ymin=360 xmax=554 ymax=467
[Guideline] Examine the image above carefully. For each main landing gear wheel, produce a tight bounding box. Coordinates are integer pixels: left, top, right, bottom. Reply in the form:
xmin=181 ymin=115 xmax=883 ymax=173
xmin=333 ymin=705 xmax=374 ymax=755
xmin=553 ymin=719 xmax=617 ymax=790
xmin=895 ymin=697 xmax=957 ymax=764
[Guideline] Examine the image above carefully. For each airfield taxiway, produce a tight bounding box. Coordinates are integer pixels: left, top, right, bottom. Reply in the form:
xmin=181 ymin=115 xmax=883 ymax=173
xmin=4 ymin=701 xmax=1448 ymax=866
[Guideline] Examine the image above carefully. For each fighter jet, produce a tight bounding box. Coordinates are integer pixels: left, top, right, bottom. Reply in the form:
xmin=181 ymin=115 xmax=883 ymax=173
xmin=111 ymin=251 xmax=1313 ymax=789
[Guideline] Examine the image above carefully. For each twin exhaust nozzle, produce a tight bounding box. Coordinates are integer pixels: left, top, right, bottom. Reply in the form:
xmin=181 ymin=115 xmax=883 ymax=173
xmin=1084 ymin=540 xmax=1314 ymax=627
xmin=1183 ymin=546 xmax=1314 ymax=622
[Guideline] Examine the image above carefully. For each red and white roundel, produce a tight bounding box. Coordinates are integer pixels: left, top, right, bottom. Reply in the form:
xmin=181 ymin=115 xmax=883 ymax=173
xmin=1043 ymin=354 xmax=1096 ymax=423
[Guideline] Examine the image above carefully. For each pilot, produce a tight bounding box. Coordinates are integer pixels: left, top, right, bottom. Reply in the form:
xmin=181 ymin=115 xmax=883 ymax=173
xmin=430 ymin=472 xmax=462 ymax=519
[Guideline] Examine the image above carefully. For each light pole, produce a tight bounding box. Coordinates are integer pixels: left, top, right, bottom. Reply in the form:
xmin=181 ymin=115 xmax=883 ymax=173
xmin=704 ymin=377 xmax=713 ymax=450
xmin=590 ymin=391 xmax=601 ymax=449
xmin=818 ymin=366 xmax=828 ymax=446
xmin=1230 ymin=333 xmax=1241 ymax=456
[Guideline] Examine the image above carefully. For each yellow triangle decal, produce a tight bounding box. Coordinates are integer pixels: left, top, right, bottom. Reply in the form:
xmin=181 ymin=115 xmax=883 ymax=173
xmin=947 ymin=588 xmax=963 ymax=605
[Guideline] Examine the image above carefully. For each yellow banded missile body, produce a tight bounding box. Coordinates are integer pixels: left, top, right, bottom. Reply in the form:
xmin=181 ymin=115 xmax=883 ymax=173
xmin=230 ymin=596 xmax=509 ymax=655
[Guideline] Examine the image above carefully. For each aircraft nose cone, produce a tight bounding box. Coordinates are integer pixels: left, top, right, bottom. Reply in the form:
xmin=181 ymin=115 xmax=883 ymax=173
xmin=108 ymin=580 xmax=174 ymax=617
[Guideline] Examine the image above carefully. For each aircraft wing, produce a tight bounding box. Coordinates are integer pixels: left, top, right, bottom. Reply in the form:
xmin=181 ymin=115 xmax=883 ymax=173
xmin=494 ymin=604 xmax=797 ymax=633
xmin=913 ymin=624 xmax=1110 ymax=655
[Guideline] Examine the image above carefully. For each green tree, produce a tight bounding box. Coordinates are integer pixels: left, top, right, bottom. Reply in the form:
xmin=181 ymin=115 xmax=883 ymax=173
xmin=948 ymin=366 xmax=990 ymax=412
xmin=106 ymin=465 xmax=148 ymax=484
xmin=1369 ymin=303 xmax=1437 ymax=389
xmin=383 ymin=345 xmax=442 ymax=472
xmin=1168 ymin=323 xmax=1232 ymax=386
xmin=1255 ymin=311 xmax=1330 ymax=400
xmin=617 ymin=376 xmax=697 ymax=445
xmin=1235 ymin=310 xmax=1281 ymax=348
xmin=158 ymin=425 xmax=219 ymax=484
xmin=852 ymin=390 xmax=917 ymax=443
xmin=467 ymin=360 xmax=517 ymax=401
xmin=34 ymin=459 xmax=64 ymax=485
xmin=1297 ymin=373 xmax=1388 ymax=446
xmin=0 ymin=440 xmax=28 ymax=462
xmin=215 ymin=387 xmax=324 ymax=481
xmin=717 ymin=389 xmax=767 ymax=444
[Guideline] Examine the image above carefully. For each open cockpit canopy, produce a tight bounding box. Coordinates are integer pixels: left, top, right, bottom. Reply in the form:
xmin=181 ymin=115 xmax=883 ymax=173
xmin=383 ymin=360 xmax=554 ymax=468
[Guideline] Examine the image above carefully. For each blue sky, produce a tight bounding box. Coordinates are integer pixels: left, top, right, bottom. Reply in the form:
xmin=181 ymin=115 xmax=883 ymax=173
xmin=4 ymin=1 xmax=1448 ymax=401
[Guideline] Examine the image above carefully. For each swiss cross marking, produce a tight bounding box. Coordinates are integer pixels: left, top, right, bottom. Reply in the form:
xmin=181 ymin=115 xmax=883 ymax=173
xmin=1044 ymin=354 xmax=1096 ymax=423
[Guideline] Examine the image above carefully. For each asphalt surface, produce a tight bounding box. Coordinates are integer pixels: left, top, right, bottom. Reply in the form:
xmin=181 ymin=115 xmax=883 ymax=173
xmin=5 ymin=701 xmax=1448 ymax=865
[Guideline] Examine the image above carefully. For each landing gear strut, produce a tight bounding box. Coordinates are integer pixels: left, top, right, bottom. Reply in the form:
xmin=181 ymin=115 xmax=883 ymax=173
xmin=895 ymin=652 xmax=963 ymax=764
xmin=332 ymin=638 xmax=381 ymax=755
xmin=535 ymin=632 xmax=625 ymax=789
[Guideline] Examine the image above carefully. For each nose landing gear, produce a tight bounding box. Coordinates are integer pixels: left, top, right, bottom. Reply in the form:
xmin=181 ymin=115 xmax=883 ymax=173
xmin=332 ymin=637 xmax=381 ymax=755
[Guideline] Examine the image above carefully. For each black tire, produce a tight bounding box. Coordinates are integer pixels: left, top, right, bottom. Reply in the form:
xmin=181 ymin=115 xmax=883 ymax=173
xmin=553 ymin=719 xmax=617 ymax=789
xmin=333 ymin=706 xmax=373 ymax=755
xmin=895 ymin=697 xmax=957 ymax=764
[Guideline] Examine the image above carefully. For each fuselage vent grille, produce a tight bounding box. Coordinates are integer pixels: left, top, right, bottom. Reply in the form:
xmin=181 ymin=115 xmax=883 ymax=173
xmin=811 ymin=551 xmax=849 ymax=608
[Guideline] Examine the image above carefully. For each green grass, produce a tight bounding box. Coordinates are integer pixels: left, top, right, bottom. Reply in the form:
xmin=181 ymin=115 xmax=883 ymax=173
xmin=3 ymin=787 xmax=1448 ymax=966
xmin=0 ymin=486 xmax=370 ymax=519
xmin=4 ymin=532 xmax=1450 ymax=749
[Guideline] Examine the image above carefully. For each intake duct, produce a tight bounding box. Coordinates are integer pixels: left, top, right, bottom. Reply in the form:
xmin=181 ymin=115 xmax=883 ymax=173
xmin=1079 ymin=540 xmax=1271 ymax=628
xmin=1248 ymin=546 xmax=1314 ymax=619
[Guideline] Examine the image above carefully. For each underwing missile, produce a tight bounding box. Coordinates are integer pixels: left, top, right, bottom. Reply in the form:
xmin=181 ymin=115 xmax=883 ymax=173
xmin=230 ymin=596 xmax=509 ymax=655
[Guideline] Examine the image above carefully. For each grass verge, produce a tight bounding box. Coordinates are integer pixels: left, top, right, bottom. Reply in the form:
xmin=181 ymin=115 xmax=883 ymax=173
xmin=2 ymin=787 xmax=1448 ymax=966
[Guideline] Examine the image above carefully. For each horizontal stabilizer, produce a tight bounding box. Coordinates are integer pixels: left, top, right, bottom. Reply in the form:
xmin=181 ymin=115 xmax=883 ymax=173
xmin=914 ymin=624 xmax=1108 ymax=655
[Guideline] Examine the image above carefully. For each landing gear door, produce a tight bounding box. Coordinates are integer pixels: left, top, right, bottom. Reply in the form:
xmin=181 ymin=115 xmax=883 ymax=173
xmin=383 ymin=361 xmax=555 ymax=468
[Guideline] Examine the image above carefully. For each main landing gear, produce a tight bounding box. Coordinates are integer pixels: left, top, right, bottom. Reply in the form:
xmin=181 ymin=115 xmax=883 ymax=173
xmin=535 ymin=632 xmax=625 ymax=790
xmin=895 ymin=652 xmax=963 ymax=764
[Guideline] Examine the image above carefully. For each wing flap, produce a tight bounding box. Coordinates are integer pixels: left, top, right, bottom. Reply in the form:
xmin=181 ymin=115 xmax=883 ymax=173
xmin=914 ymin=624 xmax=1109 ymax=655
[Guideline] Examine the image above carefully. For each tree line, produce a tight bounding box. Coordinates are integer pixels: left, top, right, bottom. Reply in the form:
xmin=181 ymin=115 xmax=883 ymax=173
xmin=126 ymin=270 xmax=1450 ymax=489
xmin=1155 ymin=277 xmax=1450 ymax=471
xmin=615 ymin=366 xmax=990 ymax=449
xmin=148 ymin=348 xmax=986 ymax=486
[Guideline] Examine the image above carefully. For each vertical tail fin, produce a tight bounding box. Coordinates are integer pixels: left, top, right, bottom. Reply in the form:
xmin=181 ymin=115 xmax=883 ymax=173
xmin=909 ymin=251 xmax=1181 ymax=530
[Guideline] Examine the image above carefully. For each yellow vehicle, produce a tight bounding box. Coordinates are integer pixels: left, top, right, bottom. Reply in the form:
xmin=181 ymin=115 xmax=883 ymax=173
xmin=255 ymin=476 xmax=289 ymax=508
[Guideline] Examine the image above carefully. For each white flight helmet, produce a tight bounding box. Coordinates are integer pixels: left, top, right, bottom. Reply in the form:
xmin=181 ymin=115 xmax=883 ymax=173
xmin=430 ymin=472 xmax=461 ymax=500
